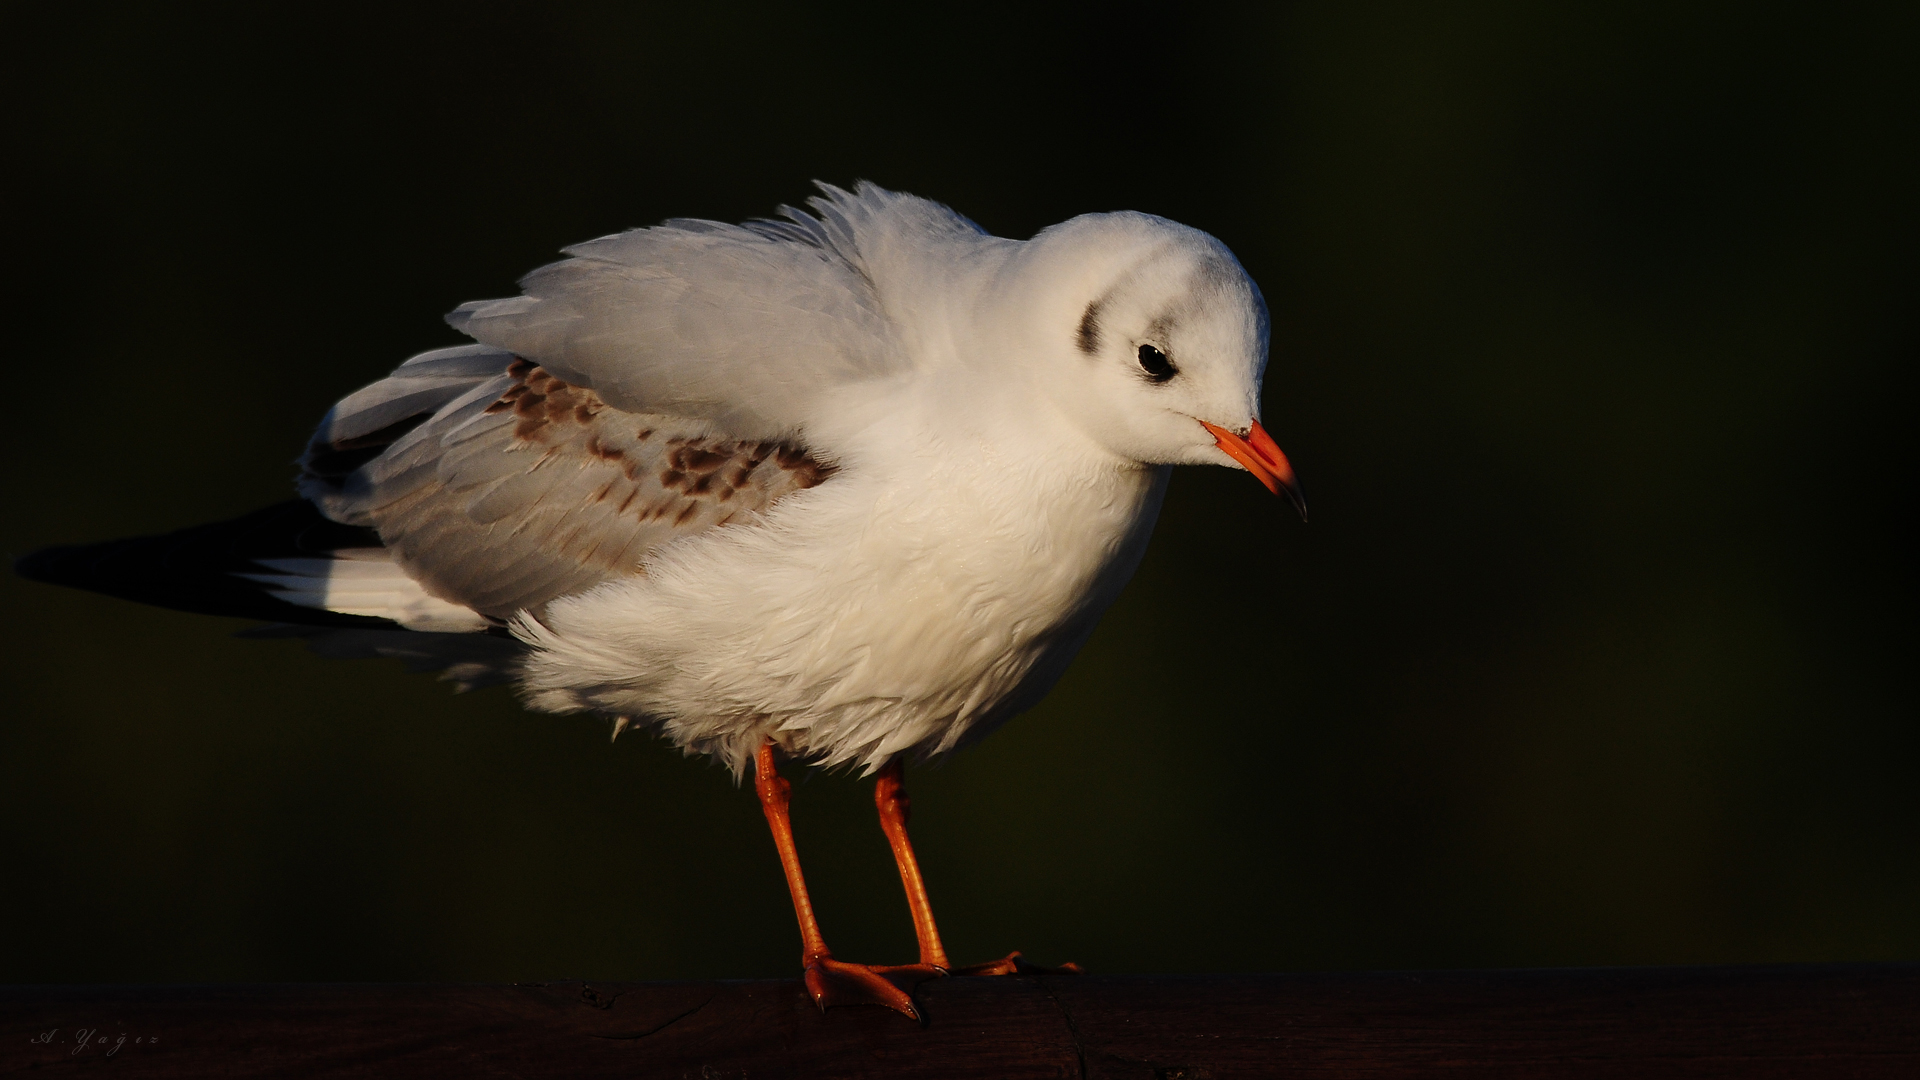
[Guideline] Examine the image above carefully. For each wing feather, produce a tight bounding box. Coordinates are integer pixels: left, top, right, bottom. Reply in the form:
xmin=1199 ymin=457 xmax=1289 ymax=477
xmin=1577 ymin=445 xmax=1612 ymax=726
xmin=302 ymin=356 xmax=836 ymax=620
xmin=443 ymin=182 xmax=985 ymax=439
xmin=298 ymin=188 xmax=945 ymax=623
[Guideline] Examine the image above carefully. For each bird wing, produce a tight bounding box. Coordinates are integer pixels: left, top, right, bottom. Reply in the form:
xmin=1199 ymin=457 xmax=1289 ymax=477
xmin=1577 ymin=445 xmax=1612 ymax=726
xmin=301 ymin=347 xmax=834 ymax=621
xmin=295 ymin=183 xmax=977 ymax=623
xmin=444 ymin=182 xmax=985 ymax=440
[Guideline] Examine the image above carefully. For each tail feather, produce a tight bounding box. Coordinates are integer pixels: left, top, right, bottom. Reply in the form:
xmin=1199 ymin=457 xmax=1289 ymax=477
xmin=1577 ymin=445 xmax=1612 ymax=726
xmin=15 ymin=501 xmax=398 ymax=628
xmin=239 ymin=624 xmax=523 ymax=692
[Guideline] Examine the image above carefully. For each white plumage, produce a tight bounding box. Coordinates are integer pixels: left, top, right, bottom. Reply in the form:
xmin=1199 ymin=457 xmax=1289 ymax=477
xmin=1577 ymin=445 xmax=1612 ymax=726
xmin=280 ymin=182 xmax=1289 ymax=776
xmin=15 ymin=181 xmax=1304 ymax=1013
xmin=236 ymin=547 xmax=491 ymax=633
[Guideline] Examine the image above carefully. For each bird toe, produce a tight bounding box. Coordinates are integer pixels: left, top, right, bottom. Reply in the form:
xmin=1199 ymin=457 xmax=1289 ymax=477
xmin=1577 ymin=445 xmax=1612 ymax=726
xmin=803 ymin=958 xmax=941 ymax=1020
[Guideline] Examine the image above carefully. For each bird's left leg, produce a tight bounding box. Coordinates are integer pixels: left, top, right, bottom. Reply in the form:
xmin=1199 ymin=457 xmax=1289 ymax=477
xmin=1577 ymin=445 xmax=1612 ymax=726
xmin=753 ymin=741 xmax=940 ymax=1019
xmin=872 ymin=759 xmax=951 ymax=970
xmin=873 ymin=758 xmax=1083 ymax=977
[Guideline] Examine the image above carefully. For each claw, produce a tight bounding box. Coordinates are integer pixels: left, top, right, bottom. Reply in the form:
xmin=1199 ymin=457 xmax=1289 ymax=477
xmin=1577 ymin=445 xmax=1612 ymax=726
xmin=804 ymin=957 xmax=943 ymax=1020
xmin=947 ymin=950 xmax=1084 ymax=977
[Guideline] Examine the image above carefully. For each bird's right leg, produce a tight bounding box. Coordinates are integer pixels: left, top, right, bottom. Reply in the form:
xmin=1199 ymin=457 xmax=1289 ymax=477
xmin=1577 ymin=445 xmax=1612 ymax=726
xmin=753 ymin=740 xmax=938 ymax=1020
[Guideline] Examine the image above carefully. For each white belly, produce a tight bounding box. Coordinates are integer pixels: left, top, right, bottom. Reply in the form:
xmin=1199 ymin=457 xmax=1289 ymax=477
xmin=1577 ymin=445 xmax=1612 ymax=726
xmin=511 ymin=456 xmax=1170 ymax=776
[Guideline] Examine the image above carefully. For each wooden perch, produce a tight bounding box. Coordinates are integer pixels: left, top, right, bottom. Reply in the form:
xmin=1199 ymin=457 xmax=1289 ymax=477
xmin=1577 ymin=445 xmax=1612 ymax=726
xmin=6 ymin=963 xmax=1917 ymax=1077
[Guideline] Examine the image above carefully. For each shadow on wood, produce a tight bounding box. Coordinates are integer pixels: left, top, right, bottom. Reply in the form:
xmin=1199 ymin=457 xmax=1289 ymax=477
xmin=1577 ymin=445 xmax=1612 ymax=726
xmin=5 ymin=964 xmax=1918 ymax=1077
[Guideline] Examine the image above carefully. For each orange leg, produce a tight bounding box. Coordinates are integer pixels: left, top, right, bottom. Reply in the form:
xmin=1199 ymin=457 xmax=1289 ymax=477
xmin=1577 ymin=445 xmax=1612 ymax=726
xmin=754 ymin=741 xmax=940 ymax=1019
xmin=873 ymin=759 xmax=951 ymax=969
xmin=873 ymin=758 xmax=1083 ymax=977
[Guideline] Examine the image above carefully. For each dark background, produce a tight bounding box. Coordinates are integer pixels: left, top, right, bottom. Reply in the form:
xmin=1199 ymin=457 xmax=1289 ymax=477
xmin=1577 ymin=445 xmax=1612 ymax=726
xmin=3 ymin=1 xmax=1914 ymax=983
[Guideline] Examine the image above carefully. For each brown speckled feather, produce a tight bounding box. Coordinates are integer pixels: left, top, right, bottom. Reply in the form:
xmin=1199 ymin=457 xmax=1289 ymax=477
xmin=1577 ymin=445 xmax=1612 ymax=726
xmin=303 ymin=354 xmax=834 ymax=619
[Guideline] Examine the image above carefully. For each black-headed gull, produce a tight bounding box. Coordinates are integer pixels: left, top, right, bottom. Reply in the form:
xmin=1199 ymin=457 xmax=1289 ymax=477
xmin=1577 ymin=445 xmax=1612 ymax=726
xmin=19 ymin=183 xmax=1303 ymax=1019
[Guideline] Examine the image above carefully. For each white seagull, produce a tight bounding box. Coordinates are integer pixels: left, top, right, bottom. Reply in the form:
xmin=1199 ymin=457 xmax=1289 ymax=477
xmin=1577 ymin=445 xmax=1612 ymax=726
xmin=19 ymin=182 xmax=1304 ymax=1019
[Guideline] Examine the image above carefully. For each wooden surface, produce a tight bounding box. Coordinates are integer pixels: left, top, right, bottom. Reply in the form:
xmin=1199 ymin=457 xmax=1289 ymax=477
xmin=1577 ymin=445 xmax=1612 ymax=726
xmin=6 ymin=964 xmax=1918 ymax=1077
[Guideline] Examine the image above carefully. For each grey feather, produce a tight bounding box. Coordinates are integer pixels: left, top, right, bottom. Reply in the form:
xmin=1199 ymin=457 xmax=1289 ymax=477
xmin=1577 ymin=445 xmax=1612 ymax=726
xmin=313 ymin=345 xmax=517 ymax=447
xmin=443 ymin=182 xmax=982 ymax=439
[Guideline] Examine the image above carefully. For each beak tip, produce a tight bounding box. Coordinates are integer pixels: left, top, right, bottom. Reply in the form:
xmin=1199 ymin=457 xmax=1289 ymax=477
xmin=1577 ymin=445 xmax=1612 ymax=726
xmin=1201 ymin=417 xmax=1307 ymax=520
xmin=1273 ymin=479 xmax=1308 ymax=522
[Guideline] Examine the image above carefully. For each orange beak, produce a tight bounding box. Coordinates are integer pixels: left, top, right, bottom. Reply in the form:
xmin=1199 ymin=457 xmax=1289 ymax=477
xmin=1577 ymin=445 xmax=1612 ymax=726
xmin=1200 ymin=419 xmax=1307 ymax=521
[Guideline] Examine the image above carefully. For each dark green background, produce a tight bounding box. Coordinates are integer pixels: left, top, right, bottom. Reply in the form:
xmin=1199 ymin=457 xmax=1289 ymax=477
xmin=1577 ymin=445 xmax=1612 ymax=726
xmin=4 ymin=2 xmax=1914 ymax=982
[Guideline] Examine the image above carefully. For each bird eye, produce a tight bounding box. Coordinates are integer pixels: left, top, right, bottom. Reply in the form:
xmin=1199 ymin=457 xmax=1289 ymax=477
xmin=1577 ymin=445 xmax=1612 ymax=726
xmin=1136 ymin=344 xmax=1176 ymax=383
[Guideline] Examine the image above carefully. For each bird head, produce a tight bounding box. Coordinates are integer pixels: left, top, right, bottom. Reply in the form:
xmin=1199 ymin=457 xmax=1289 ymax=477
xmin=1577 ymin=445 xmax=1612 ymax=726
xmin=995 ymin=211 xmax=1305 ymax=519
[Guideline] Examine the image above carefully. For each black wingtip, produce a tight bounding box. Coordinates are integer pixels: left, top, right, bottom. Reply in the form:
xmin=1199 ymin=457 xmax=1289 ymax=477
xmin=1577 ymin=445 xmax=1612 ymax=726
xmin=14 ymin=501 xmax=398 ymax=629
xmin=13 ymin=545 xmax=65 ymax=585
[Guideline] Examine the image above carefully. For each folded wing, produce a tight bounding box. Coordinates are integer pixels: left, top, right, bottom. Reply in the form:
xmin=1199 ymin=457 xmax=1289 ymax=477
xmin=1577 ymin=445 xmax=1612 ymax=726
xmin=301 ymin=348 xmax=835 ymax=621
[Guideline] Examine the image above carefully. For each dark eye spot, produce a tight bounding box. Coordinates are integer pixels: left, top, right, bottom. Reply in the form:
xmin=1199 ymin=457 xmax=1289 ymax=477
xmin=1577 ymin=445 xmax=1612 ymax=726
xmin=1077 ymin=301 xmax=1102 ymax=354
xmin=1137 ymin=344 xmax=1176 ymax=383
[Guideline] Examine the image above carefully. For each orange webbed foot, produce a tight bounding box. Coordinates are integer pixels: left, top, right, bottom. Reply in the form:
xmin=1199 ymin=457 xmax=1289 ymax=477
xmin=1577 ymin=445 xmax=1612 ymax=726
xmin=804 ymin=957 xmax=944 ymax=1020
xmin=947 ymin=950 xmax=1084 ymax=977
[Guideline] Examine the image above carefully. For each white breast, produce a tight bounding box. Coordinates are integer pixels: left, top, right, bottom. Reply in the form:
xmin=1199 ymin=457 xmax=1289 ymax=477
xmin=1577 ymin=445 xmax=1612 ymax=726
xmin=510 ymin=423 xmax=1170 ymax=776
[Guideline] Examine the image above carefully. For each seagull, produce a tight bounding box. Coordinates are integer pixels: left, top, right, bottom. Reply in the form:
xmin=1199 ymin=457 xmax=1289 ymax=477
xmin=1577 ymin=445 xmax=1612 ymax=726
xmin=17 ymin=183 xmax=1304 ymax=1019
